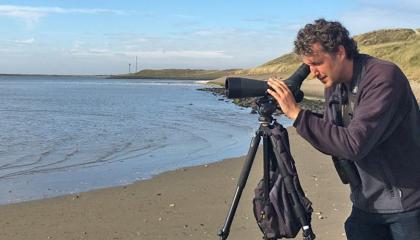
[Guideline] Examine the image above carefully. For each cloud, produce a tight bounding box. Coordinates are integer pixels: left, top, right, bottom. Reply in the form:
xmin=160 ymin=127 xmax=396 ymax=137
xmin=69 ymin=46 xmax=232 ymax=59
xmin=357 ymin=0 xmax=420 ymax=14
xmin=339 ymin=1 xmax=420 ymax=35
xmin=192 ymin=30 xmax=214 ymax=37
xmin=340 ymin=7 xmax=420 ymax=35
xmin=134 ymin=50 xmax=232 ymax=59
xmin=14 ymin=38 xmax=35 ymax=44
xmin=0 ymin=5 xmax=125 ymax=26
xmin=88 ymin=48 xmax=112 ymax=55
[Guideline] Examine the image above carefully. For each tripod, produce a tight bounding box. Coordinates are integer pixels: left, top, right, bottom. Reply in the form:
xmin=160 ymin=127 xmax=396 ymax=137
xmin=218 ymin=96 xmax=315 ymax=240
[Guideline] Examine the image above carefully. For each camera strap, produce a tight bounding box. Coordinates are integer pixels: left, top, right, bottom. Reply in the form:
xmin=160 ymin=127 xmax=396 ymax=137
xmin=341 ymin=54 xmax=367 ymax=126
xmin=329 ymin=54 xmax=367 ymax=187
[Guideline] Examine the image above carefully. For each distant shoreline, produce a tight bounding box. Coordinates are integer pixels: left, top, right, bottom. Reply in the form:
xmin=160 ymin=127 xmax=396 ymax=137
xmin=0 ymin=73 xmax=217 ymax=80
xmin=107 ymin=75 xmax=217 ymax=80
xmin=0 ymin=73 xmax=110 ymax=77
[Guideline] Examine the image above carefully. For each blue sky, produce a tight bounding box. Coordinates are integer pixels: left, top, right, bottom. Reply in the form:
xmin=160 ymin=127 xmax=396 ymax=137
xmin=0 ymin=0 xmax=419 ymax=75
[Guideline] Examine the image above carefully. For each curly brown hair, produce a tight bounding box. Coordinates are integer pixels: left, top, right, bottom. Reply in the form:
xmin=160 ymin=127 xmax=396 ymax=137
xmin=294 ymin=18 xmax=358 ymax=59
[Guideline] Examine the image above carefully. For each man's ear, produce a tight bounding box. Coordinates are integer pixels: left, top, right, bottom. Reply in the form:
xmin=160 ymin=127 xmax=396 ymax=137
xmin=337 ymin=45 xmax=346 ymax=60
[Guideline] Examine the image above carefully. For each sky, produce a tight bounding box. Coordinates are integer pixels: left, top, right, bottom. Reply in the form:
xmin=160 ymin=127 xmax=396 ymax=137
xmin=0 ymin=0 xmax=419 ymax=75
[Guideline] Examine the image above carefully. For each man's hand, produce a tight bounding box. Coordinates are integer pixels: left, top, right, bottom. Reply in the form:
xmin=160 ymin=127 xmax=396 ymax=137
xmin=267 ymin=77 xmax=302 ymax=120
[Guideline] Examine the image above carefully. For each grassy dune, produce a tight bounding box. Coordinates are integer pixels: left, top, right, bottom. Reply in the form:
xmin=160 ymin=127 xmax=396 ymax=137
xmin=354 ymin=28 xmax=420 ymax=82
xmin=235 ymin=28 xmax=420 ymax=82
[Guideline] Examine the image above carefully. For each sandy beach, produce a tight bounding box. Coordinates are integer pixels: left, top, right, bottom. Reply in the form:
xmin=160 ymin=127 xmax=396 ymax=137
xmin=0 ymin=128 xmax=351 ymax=240
xmin=0 ymin=81 xmax=418 ymax=240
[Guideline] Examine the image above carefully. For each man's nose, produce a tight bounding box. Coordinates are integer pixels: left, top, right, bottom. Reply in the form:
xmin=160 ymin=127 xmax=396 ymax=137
xmin=310 ymin=66 xmax=319 ymax=78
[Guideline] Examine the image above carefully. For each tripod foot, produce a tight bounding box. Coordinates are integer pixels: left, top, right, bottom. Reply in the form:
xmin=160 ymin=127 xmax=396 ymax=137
xmin=302 ymin=228 xmax=316 ymax=240
xmin=217 ymin=229 xmax=228 ymax=240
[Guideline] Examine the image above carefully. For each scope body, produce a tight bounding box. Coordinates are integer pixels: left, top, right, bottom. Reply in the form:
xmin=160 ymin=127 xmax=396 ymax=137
xmin=225 ymin=64 xmax=310 ymax=103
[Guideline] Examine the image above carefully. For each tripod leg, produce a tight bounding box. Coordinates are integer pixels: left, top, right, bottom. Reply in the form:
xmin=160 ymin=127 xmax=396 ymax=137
xmin=218 ymin=130 xmax=262 ymax=240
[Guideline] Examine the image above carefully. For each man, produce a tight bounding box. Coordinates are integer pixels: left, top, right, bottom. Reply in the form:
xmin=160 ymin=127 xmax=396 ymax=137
xmin=267 ymin=18 xmax=420 ymax=240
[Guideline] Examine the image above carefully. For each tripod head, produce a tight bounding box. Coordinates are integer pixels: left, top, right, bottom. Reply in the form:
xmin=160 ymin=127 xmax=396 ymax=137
xmin=255 ymin=95 xmax=279 ymax=124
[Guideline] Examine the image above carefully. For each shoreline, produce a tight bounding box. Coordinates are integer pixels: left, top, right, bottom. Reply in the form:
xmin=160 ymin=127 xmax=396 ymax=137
xmin=0 ymin=128 xmax=350 ymax=240
xmin=198 ymin=80 xmax=325 ymax=115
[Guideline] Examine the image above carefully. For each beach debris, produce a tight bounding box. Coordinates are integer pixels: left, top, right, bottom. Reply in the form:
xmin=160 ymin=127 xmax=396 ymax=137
xmin=315 ymin=211 xmax=326 ymax=219
xmin=204 ymin=164 xmax=208 ymax=167
xmin=72 ymin=194 xmax=80 ymax=200
xmin=156 ymin=193 xmax=162 ymax=196
xmin=158 ymin=217 xmax=162 ymax=221
xmin=184 ymin=224 xmax=189 ymax=228
xmin=169 ymin=203 xmax=175 ymax=208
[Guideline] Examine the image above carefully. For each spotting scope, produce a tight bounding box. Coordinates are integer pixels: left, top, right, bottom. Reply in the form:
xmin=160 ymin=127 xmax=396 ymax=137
xmin=225 ymin=64 xmax=310 ymax=103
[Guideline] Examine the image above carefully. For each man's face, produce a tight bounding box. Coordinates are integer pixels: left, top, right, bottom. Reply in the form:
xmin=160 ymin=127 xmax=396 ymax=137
xmin=302 ymin=43 xmax=346 ymax=88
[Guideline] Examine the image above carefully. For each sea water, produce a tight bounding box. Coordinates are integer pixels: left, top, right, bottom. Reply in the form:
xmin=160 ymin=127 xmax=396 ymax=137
xmin=0 ymin=76 xmax=291 ymax=204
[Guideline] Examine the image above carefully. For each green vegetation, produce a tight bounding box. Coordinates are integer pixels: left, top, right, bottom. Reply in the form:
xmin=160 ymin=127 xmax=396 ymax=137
xmin=355 ymin=28 xmax=420 ymax=82
xmin=234 ymin=53 xmax=302 ymax=77
xmin=354 ymin=28 xmax=417 ymax=45
xmin=237 ymin=28 xmax=420 ymax=82
xmin=110 ymin=69 xmax=240 ymax=80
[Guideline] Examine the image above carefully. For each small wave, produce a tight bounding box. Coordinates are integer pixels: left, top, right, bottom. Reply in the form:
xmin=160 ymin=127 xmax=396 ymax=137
xmin=194 ymin=80 xmax=209 ymax=84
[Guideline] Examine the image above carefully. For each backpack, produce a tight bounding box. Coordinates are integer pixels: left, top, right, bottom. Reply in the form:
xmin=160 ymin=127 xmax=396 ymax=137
xmin=252 ymin=123 xmax=313 ymax=239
